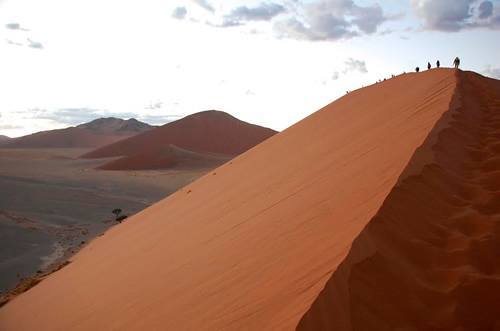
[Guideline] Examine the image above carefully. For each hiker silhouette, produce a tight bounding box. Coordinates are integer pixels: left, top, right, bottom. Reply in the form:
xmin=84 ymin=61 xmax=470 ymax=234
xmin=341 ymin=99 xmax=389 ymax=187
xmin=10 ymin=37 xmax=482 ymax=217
xmin=428 ymin=62 xmax=431 ymax=70
xmin=436 ymin=60 xmax=440 ymax=68
xmin=454 ymin=57 xmax=461 ymax=69
xmin=416 ymin=67 xmax=420 ymax=73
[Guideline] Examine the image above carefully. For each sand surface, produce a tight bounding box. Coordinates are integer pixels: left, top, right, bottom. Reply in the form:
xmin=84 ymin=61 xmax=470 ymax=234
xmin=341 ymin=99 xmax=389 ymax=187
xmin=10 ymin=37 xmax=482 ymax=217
xmin=0 ymin=148 xmax=213 ymax=294
xmin=298 ymin=71 xmax=500 ymax=330
xmin=1 ymin=69 xmax=497 ymax=330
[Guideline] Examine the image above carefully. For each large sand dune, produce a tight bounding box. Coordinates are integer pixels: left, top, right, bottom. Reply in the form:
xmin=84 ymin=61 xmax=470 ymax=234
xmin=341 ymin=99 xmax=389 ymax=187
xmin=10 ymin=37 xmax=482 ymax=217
xmin=2 ymin=118 xmax=152 ymax=149
xmin=81 ymin=110 xmax=277 ymax=170
xmin=1 ymin=69 xmax=498 ymax=330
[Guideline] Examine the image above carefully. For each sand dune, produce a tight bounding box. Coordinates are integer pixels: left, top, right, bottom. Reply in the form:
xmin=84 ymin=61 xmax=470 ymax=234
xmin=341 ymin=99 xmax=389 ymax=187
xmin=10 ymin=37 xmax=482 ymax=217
xmin=0 ymin=135 xmax=10 ymax=146
xmin=2 ymin=118 xmax=152 ymax=149
xmin=1 ymin=69 xmax=498 ymax=330
xmin=81 ymin=111 xmax=277 ymax=170
xmin=297 ymin=71 xmax=500 ymax=330
xmin=98 ymin=144 xmax=231 ymax=170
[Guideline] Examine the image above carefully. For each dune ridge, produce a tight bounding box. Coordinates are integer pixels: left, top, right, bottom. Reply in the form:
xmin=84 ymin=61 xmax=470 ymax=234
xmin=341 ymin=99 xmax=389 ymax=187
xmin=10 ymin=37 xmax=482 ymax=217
xmin=297 ymin=71 xmax=500 ymax=330
xmin=2 ymin=69 xmax=494 ymax=330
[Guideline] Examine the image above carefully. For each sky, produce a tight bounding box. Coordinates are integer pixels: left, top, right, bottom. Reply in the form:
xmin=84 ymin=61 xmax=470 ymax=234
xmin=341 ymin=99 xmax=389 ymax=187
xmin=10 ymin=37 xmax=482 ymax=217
xmin=0 ymin=0 xmax=499 ymax=137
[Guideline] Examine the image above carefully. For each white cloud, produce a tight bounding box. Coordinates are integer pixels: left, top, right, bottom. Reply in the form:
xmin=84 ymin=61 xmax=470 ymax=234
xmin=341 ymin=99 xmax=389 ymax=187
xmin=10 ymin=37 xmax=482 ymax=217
xmin=411 ymin=0 xmax=500 ymax=31
xmin=27 ymin=38 xmax=43 ymax=49
xmin=191 ymin=0 xmax=214 ymax=13
xmin=274 ymin=0 xmax=392 ymax=41
xmin=222 ymin=2 xmax=286 ymax=27
xmin=172 ymin=7 xmax=188 ymax=20
xmin=344 ymin=58 xmax=368 ymax=74
xmin=484 ymin=65 xmax=500 ymax=79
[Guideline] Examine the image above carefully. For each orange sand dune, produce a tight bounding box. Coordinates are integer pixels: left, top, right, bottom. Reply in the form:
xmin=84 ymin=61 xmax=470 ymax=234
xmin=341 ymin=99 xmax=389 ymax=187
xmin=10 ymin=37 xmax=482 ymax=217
xmin=81 ymin=111 xmax=278 ymax=167
xmin=1 ymin=69 xmax=498 ymax=330
xmin=297 ymin=71 xmax=500 ymax=330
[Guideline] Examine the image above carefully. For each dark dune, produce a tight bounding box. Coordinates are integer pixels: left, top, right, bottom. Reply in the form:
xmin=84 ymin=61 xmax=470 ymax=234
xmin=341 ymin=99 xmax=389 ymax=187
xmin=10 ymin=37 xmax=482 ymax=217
xmin=2 ymin=118 xmax=152 ymax=149
xmin=0 ymin=135 xmax=11 ymax=146
xmin=98 ymin=144 xmax=231 ymax=171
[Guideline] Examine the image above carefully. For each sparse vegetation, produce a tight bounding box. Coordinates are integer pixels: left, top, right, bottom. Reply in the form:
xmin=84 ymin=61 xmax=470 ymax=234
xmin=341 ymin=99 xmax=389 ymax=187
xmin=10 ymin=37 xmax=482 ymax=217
xmin=112 ymin=208 xmax=122 ymax=217
xmin=116 ymin=215 xmax=128 ymax=223
xmin=112 ymin=208 xmax=128 ymax=223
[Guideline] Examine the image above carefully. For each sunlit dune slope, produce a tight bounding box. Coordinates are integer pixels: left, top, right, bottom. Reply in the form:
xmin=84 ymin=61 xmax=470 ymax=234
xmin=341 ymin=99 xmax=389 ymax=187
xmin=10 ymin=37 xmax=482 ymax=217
xmin=298 ymin=71 xmax=500 ymax=331
xmin=0 ymin=69 xmax=468 ymax=330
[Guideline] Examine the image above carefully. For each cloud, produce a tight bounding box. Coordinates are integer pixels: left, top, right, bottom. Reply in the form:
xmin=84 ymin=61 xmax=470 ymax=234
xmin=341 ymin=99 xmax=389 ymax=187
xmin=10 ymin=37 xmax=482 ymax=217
xmin=478 ymin=0 xmax=494 ymax=19
xmin=172 ymin=6 xmax=188 ymax=20
xmin=222 ymin=3 xmax=286 ymax=27
xmin=343 ymin=58 xmax=368 ymax=74
xmin=144 ymin=101 xmax=163 ymax=110
xmin=483 ymin=65 xmax=500 ymax=79
xmin=27 ymin=38 xmax=43 ymax=49
xmin=192 ymin=0 xmax=214 ymax=13
xmin=5 ymin=22 xmax=29 ymax=31
xmin=0 ymin=124 xmax=23 ymax=130
xmin=5 ymin=39 xmax=23 ymax=46
xmin=324 ymin=58 xmax=366 ymax=84
xmin=138 ymin=114 xmax=183 ymax=125
xmin=411 ymin=0 xmax=500 ymax=31
xmin=274 ymin=0 xmax=393 ymax=41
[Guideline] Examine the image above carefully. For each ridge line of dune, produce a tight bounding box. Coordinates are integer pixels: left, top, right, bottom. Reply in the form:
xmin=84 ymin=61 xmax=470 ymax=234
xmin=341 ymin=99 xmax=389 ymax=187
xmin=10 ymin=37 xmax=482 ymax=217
xmin=296 ymin=70 xmax=500 ymax=330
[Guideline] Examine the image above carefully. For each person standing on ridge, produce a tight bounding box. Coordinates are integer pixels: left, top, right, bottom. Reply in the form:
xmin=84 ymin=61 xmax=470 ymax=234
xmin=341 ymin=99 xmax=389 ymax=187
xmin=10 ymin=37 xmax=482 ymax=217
xmin=454 ymin=57 xmax=461 ymax=69
xmin=428 ymin=62 xmax=431 ymax=70
xmin=416 ymin=67 xmax=420 ymax=72
xmin=436 ymin=60 xmax=440 ymax=68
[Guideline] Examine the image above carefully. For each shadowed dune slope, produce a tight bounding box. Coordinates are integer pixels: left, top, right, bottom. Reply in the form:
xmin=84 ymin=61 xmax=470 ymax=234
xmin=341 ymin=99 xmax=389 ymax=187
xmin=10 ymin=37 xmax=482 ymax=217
xmin=2 ymin=118 xmax=152 ymax=148
xmin=81 ymin=111 xmax=277 ymax=162
xmin=98 ymin=144 xmax=231 ymax=170
xmin=0 ymin=69 xmax=462 ymax=330
xmin=297 ymin=71 xmax=500 ymax=330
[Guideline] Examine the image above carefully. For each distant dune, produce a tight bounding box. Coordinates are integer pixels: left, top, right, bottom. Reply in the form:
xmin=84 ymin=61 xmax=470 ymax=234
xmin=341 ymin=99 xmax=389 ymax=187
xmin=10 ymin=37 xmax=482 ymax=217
xmin=82 ymin=110 xmax=277 ymax=170
xmin=1 ymin=70 xmax=499 ymax=330
xmin=1 ymin=118 xmax=152 ymax=149
xmin=0 ymin=135 xmax=10 ymax=145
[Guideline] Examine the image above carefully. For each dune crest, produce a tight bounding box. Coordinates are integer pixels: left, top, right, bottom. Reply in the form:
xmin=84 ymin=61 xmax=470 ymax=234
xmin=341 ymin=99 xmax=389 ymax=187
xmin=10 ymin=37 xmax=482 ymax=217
xmin=297 ymin=71 xmax=500 ymax=330
xmin=1 ymin=70 xmax=498 ymax=330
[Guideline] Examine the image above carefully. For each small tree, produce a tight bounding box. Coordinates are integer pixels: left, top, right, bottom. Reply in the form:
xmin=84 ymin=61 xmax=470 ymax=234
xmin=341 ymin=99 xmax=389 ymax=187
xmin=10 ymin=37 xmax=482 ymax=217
xmin=112 ymin=208 xmax=122 ymax=217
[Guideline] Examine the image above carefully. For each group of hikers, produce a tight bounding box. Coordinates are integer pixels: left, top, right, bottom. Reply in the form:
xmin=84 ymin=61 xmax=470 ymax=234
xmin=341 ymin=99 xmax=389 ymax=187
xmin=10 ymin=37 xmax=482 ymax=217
xmin=369 ymin=56 xmax=462 ymax=88
xmin=415 ymin=57 xmax=460 ymax=72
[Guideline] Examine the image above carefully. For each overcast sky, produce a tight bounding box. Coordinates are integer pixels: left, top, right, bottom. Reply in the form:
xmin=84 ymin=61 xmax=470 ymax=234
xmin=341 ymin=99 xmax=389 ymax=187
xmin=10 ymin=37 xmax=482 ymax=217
xmin=1 ymin=0 xmax=499 ymax=137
